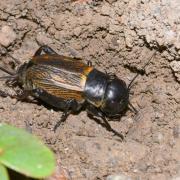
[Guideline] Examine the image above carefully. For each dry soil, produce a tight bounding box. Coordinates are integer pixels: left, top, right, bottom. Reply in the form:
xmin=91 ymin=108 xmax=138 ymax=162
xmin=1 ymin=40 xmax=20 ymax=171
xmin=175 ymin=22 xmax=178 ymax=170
xmin=0 ymin=0 xmax=180 ymax=180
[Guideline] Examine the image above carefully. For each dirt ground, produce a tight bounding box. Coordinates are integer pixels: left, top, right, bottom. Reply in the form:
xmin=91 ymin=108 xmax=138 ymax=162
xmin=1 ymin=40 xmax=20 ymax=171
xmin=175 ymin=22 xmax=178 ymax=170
xmin=0 ymin=0 xmax=180 ymax=180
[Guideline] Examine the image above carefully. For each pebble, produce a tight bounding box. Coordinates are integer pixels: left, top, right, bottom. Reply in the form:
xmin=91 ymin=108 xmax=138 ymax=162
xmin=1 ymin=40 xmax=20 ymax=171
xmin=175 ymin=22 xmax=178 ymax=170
xmin=36 ymin=32 xmax=53 ymax=45
xmin=0 ymin=25 xmax=16 ymax=47
xmin=173 ymin=125 xmax=180 ymax=138
xmin=101 ymin=3 xmax=112 ymax=16
xmin=73 ymin=26 xmax=82 ymax=37
xmin=152 ymin=132 xmax=164 ymax=143
xmin=171 ymin=176 xmax=180 ymax=180
xmin=170 ymin=61 xmax=180 ymax=72
xmin=170 ymin=61 xmax=180 ymax=81
xmin=106 ymin=174 xmax=132 ymax=180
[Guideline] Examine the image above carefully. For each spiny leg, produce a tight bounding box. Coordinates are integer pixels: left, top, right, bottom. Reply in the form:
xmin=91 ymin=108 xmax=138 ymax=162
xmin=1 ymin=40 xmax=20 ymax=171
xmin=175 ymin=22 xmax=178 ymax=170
xmin=0 ymin=89 xmax=30 ymax=100
xmin=53 ymin=109 xmax=71 ymax=132
xmin=34 ymin=45 xmax=58 ymax=56
xmin=53 ymin=99 xmax=80 ymax=132
xmin=0 ymin=90 xmax=13 ymax=98
xmin=15 ymin=90 xmax=31 ymax=100
xmin=101 ymin=116 xmax=124 ymax=141
xmin=87 ymin=105 xmax=124 ymax=141
xmin=0 ymin=66 xmax=15 ymax=75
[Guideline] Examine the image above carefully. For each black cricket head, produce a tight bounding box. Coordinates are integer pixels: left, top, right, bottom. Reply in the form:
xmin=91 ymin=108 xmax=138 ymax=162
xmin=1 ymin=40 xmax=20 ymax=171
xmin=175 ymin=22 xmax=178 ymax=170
xmin=101 ymin=51 xmax=155 ymax=117
xmin=101 ymin=76 xmax=129 ymax=116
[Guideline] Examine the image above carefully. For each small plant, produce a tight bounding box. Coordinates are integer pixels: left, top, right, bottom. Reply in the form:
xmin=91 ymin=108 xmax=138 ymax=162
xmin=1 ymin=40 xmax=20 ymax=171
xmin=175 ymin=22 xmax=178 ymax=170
xmin=0 ymin=123 xmax=55 ymax=180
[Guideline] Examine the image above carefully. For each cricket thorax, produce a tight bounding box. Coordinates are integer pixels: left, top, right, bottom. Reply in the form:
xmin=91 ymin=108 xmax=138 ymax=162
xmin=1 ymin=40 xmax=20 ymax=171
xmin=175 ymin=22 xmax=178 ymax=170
xmin=84 ymin=69 xmax=108 ymax=107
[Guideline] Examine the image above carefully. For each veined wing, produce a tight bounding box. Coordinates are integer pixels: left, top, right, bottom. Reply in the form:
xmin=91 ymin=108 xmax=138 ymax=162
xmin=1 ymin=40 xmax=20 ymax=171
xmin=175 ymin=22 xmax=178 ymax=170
xmin=31 ymin=54 xmax=92 ymax=74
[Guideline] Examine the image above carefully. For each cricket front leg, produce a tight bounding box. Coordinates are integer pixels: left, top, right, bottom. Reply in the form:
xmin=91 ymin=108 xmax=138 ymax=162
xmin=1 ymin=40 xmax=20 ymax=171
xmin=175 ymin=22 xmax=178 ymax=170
xmin=53 ymin=99 xmax=82 ymax=132
xmin=86 ymin=104 xmax=124 ymax=141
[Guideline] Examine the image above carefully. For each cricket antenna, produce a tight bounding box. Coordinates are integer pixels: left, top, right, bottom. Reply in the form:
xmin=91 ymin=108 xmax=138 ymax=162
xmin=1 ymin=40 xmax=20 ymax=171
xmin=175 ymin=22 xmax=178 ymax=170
xmin=0 ymin=66 xmax=17 ymax=82
xmin=0 ymin=76 xmax=16 ymax=80
xmin=0 ymin=66 xmax=15 ymax=75
xmin=128 ymin=50 xmax=156 ymax=91
xmin=7 ymin=53 xmax=21 ymax=65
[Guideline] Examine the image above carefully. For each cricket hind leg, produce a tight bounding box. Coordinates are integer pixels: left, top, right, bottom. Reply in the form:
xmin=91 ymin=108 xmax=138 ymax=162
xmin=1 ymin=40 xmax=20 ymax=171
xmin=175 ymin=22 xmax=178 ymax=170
xmin=86 ymin=104 xmax=124 ymax=141
xmin=34 ymin=45 xmax=58 ymax=56
xmin=0 ymin=74 xmax=30 ymax=100
xmin=0 ymin=89 xmax=31 ymax=101
xmin=53 ymin=99 xmax=82 ymax=132
xmin=0 ymin=90 xmax=13 ymax=98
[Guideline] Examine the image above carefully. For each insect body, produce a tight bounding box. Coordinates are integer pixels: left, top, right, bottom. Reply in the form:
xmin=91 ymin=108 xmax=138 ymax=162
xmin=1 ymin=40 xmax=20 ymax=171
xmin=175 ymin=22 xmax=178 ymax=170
xmin=0 ymin=46 xmax=152 ymax=140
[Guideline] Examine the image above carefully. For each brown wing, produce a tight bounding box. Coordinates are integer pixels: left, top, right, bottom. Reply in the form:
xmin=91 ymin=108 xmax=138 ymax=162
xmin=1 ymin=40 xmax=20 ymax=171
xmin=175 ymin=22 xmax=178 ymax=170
xmin=31 ymin=54 xmax=91 ymax=75
xmin=26 ymin=61 xmax=93 ymax=101
xmin=34 ymin=82 xmax=84 ymax=101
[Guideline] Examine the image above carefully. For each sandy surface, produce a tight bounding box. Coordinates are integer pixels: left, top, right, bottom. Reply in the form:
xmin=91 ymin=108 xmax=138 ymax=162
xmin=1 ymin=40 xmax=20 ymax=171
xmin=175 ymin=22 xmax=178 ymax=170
xmin=0 ymin=0 xmax=180 ymax=180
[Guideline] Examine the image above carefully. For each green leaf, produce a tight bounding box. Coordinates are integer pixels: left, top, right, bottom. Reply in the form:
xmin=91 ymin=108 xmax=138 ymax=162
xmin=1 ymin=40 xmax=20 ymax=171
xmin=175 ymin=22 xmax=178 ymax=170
xmin=0 ymin=163 xmax=9 ymax=180
xmin=0 ymin=123 xmax=55 ymax=178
